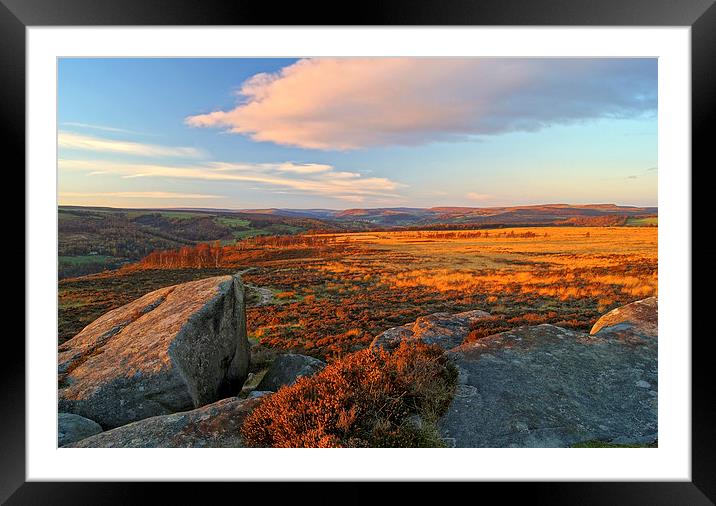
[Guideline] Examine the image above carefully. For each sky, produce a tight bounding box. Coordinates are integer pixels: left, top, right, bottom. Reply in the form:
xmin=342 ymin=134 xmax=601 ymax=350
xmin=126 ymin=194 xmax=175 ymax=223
xmin=58 ymin=58 xmax=657 ymax=210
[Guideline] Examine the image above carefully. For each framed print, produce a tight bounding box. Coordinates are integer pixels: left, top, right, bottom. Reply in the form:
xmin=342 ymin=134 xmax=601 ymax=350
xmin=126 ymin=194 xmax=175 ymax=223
xmin=6 ymin=0 xmax=714 ymax=503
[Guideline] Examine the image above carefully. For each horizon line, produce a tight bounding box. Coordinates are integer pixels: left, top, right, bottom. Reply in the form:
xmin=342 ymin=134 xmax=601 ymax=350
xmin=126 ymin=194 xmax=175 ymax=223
xmin=57 ymin=202 xmax=659 ymax=212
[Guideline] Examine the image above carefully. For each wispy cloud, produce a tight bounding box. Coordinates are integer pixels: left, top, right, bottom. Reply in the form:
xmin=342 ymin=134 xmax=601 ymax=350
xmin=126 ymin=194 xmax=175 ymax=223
xmin=186 ymin=58 xmax=657 ymax=150
xmin=61 ymin=122 xmax=147 ymax=135
xmin=625 ymin=166 xmax=658 ymax=180
xmin=59 ymin=159 xmax=404 ymax=201
xmin=58 ymin=131 xmax=205 ymax=158
xmin=209 ymin=161 xmax=333 ymax=174
xmin=60 ymin=191 xmax=225 ymax=199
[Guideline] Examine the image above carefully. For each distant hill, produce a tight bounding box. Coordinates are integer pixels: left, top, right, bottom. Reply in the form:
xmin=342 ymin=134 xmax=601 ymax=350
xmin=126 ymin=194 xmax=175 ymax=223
xmin=58 ymin=203 xmax=657 ymax=278
xmin=57 ymin=206 xmax=341 ymax=278
xmin=241 ymin=203 xmax=657 ymax=228
xmin=262 ymin=204 xmax=657 ymax=228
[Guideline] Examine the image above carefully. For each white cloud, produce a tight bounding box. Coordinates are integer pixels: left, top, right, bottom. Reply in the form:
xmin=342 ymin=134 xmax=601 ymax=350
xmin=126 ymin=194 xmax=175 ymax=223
xmin=59 ymin=159 xmax=404 ymax=200
xmin=58 ymin=131 xmax=205 ymax=158
xmin=185 ymin=58 xmax=657 ymax=150
xmin=209 ymin=161 xmax=332 ymax=174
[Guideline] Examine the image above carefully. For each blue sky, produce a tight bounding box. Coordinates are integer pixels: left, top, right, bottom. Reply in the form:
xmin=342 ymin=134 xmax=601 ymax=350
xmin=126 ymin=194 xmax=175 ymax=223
xmin=58 ymin=58 xmax=657 ymax=209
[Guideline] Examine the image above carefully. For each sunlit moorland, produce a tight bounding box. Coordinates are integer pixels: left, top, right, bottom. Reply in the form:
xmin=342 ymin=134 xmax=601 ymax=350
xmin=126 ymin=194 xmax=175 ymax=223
xmin=60 ymin=225 xmax=657 ymax=359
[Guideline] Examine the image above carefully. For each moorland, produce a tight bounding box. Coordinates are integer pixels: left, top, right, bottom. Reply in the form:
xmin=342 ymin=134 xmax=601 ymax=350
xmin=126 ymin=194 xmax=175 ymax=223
xmin=58 ymin=203 xmax=656 ymax=279
xmin=59 ymin=204 xmax=657 ymax=365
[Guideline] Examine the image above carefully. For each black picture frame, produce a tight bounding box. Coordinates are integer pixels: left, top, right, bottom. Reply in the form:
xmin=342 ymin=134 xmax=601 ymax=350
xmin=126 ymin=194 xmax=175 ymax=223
xmin=5 ymin=0 xmax=713 ymax=503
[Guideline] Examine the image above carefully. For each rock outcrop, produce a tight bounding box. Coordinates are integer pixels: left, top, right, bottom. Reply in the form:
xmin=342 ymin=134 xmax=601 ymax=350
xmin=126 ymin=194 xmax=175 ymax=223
xmin=58 ymin=274 xmax=250 ymax=429
xmin=439 ymin=298 xmax=658 ymax=448
xmin=67 ymin=397 xmax=261 ymax=448
xmin=256 ymin=353 xmax=326 ymax=392
xmin=58 ymin=412 xmax=103 ymax=446
xmin=371 ymin=309 xmax=490 ymax=350
xmin=590 ymin=296 xmax=658 ymax=340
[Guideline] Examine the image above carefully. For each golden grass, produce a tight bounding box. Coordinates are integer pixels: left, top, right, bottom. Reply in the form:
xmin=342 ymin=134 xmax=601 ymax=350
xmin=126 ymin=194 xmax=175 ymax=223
xmin=317 ymin=227 xmax=657 ymax=309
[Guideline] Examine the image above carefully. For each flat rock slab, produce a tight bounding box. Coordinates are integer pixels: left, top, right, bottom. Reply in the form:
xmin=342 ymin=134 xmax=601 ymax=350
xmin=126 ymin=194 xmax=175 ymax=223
xmin=440 ymin=323 xmax=657 ymax=447
xmin=58 ymin=412 xmax=103 ymax=447
xmin=256 ymin=353 xmax=326 ymax=392
xmin=67 ymin=396 xmax=261 ymax=448
xmin=371 ymin=309 xmax=490 ymax=350
xmin=59 ymin=274 xmax=250 ymax=429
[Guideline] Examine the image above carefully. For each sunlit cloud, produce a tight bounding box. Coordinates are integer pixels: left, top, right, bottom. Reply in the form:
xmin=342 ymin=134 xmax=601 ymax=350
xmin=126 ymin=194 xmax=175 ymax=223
xmin=58 ymin=131 xmax=205 ymax=158
xmin=59 ymin=159 xmax=404 ymax=200
xmin=185 ymin=58 xmax=657 ymax=150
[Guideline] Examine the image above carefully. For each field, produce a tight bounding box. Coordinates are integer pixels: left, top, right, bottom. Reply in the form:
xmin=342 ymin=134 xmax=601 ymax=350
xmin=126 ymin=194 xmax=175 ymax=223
xmin=59 ymin=226 xmax=657 ymax=360
xmin=626 ymin=216 xmax=658 ymax=227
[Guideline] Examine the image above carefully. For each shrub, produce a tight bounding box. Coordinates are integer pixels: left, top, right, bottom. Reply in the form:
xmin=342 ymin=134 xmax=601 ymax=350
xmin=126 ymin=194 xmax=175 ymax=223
xmin=241 ymin=342 xmax=457 ymax=448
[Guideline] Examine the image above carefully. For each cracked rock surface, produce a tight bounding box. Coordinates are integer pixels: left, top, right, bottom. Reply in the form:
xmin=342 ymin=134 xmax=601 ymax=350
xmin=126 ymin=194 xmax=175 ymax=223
xmin=58 ymin=274 xmax=250 ymax=429
xmin=439 ymin=299 xmax=658 ymax=447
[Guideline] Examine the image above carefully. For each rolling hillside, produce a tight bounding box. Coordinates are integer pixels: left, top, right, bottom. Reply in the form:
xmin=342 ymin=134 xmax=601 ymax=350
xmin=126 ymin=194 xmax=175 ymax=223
xmin=58 ymin=206 xmax=339 ymax=278
xmin=58 ymin=203 xmax=657 ymax=278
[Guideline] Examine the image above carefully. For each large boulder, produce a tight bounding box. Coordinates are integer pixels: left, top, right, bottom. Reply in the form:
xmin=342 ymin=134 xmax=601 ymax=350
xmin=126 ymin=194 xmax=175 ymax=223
xmin=371 ymin=309 xmax=490 ymax=350
xmin=256 ymin=353 xmax=326 ymax=392
xmin=67 ymin=397 xmax=261 ymax=448
xmin=439 ymin=322 xmax=657 ymax=447
xmin=58 ymin=274 xmax=250 ymax=429
xmin=58 ymin=412 xmax=103 ymax=447
xmin=590 ymin=297 xmax=658 ymax=341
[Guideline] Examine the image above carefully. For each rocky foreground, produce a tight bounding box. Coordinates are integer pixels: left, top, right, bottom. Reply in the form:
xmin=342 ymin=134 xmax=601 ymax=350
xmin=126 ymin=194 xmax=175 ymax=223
xmin=58 ymin=273 xmax=657 ymax=448
xmin=59 ymin=275 xmax=250 ymax=429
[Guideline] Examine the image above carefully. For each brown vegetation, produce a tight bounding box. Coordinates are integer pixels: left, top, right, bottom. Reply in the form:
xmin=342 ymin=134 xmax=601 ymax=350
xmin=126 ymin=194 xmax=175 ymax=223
xmin=241 ymin=342 xmax=456 ymax=448
xmin=563 ymin=215 xmax=628 ymax=226
xmin=60 ymin=227 xmax=657 ymax=359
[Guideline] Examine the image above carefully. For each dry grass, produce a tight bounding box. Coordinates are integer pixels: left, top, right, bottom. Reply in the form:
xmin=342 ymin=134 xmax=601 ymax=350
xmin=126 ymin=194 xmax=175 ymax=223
xmin=60 ymin=226 xmax=657 ymax=358
xmin=319 ymin=227 xmax=657 ymax=309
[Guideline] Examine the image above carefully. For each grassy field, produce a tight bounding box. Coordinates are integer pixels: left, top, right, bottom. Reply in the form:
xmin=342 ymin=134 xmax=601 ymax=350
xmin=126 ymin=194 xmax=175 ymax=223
xmin=326 ymin=227 xmax=657 ymax=303
xmin=626 ymin=216 xmax=658 ymax=226
xmin=59 ymin=226 xmax=657 ymax=359
xmin=58 ymin=254 xmax=129 ymax=279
